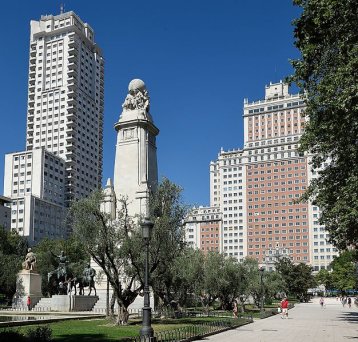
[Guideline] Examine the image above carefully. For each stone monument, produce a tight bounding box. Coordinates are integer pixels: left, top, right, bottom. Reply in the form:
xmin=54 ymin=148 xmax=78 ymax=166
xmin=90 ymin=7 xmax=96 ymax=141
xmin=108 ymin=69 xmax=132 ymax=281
xmin=113 ymin=78 xmax=159 ymax=217
xmin=15 ymin=248 xmax=42 ymax=309
xmin=91 ymin=79 xmax=159 ymax=312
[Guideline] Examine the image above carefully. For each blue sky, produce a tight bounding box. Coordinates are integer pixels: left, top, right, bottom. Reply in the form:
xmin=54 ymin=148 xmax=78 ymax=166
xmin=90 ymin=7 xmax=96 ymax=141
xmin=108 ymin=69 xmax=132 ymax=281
xmin=0 ymin=0 xmax=301 ymax=206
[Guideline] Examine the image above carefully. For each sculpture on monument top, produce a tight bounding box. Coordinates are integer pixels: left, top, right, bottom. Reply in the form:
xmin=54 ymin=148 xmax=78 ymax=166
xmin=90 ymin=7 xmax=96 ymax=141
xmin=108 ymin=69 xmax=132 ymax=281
xmin=22 ymin=248 xmax=37 ymax=271
xmin=122 ymin=79 xmax=150 ymax=113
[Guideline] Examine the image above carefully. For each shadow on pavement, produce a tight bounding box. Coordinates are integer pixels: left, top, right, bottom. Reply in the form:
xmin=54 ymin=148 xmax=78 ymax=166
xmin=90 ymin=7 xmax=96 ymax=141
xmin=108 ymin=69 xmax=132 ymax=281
xmin=337 ymin=311 xmax=358 ymax=324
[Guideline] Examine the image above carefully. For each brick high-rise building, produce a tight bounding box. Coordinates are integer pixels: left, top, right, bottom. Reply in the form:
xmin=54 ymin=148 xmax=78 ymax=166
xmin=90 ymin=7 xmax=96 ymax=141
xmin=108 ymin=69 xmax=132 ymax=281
xmin=208 ymin=81 xmax=338 ymax=270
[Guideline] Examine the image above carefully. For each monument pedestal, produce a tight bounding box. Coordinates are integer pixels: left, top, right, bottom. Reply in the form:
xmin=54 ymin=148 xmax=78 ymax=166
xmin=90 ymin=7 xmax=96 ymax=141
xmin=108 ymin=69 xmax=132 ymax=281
xmin=34 ymin=295 xmax=99 ymax=312
xmin=15 ymin=270 xmax=42 ymax=309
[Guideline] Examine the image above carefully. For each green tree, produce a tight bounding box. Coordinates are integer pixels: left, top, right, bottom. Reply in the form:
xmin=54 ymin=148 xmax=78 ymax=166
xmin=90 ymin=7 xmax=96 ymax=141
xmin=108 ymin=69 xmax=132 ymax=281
xmin=0 ymin=229 xmax=28 ymax=303
xmin=153 ymin=247 xmax=205 ymax=310
xmin=240 ymin=258 xmax=285 ymax=309
xmin=315 ymin=269 xmax=334 ymax=292
xmin=33 ymin=237 xmax=88 ymax=295
xmin=289 ymin=0 xmax=358 ymax=249
xmin=330 ymin=250 xmax=357 ymax=293
xmin=70 ymin=178 xmax=187 ymax=325
xmin=275 ymin=257 xmax=316 ymax=301
xmin=201 ymin=252 xmax=242 ymax=310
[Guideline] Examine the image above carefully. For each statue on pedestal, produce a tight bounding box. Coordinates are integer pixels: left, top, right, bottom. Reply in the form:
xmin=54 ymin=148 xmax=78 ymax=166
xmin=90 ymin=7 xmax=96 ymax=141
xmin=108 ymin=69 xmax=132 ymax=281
xmin=48 ymin=250 xmax=73 ymax=294
xmin=22 ymin=248 xmax=37 ymax=271
xmin=122 ymin=79 xmax=150 ymax=113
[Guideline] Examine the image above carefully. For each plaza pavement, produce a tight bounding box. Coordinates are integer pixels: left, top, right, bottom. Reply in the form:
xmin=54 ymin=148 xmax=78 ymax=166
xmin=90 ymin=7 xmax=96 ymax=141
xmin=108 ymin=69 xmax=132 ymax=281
xmin=206 ymin=297 xmax=358 ymax=342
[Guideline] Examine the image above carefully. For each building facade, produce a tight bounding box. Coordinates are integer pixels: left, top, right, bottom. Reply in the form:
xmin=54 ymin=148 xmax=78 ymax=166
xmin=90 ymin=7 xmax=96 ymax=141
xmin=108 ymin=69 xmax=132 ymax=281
xmin=4 ymin=149 xmax=67 ymax=243
xmin=208 ymin=81 xmax=338 ymax=270
xmin=0 ymin=195 xmax=11 ymax=230
xmin=3 ymin=11 xmax=103 ymax=243
xmin=26 ymin=11 xmax=104 ymax=203
xmin=184 ymin=206 xmax=221 ymax=253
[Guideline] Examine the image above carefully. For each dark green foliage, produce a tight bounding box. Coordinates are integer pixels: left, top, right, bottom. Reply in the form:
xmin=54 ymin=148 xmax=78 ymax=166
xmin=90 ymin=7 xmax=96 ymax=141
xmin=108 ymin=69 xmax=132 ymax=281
xmin=289 ymin=0 xmax=358 ymax=249
xmin=275 ymin=257 xmax=316 ymax=301
xmin=315 ymin=269 xmax=334 ymax=291
xmin=0 ymin=326 xmax=53 ymax=342
xmin=26 ymin=325 xmax=52 ymax=342
xmin=69 ymin=178 xmax=188 ymax=324
xmin=33 ymin=237 xmax=88 ymax=295
xmin=0 ymin=329 xmax=26 ymax=342
xmin=0 ymin=230 xmax=28 ymax=302
xmin=240 ymin=258 xmax=285 ymax=309
xmin=329 ymin=250 xmax=357 ymax=291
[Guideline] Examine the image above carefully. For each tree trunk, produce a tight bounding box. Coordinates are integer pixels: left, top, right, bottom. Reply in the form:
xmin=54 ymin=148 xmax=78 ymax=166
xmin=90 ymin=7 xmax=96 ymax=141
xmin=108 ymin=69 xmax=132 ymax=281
xmin=117 ymin=304 xmax=129 ymax=325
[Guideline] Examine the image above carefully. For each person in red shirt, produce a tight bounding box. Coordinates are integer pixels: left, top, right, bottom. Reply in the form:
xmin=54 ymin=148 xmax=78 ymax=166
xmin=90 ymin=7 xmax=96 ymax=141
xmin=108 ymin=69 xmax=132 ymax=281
xmin=280 ymin=297 xmax=289 ymax=319
xmin=27 ymin=296 xmax=31 ymax=311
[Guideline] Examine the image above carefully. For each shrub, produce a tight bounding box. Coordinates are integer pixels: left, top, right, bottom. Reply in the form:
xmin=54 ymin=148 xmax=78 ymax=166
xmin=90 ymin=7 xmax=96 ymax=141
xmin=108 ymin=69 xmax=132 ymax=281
xmin=0 ymin=329 xmax=26 ymax=342
xmin=26 ymin=325 xmax=52 ymax=342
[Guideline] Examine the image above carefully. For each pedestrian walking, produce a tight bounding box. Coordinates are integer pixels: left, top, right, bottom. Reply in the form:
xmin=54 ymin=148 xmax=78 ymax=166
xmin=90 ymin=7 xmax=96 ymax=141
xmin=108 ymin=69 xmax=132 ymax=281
xmin=348 ymin=297 xmax=352 ymax=308
xmin=319 ymin=297 xmax=325 ymax=309
xmin=232 ymin=300 xmax=238 ymax=318
xmin=343 ymin=296 xmax=347 ymax=307
xmin=280 ymin=297 xmax=289 ymax=319
xmin=27 ymin=295 xmax=31 ymax=311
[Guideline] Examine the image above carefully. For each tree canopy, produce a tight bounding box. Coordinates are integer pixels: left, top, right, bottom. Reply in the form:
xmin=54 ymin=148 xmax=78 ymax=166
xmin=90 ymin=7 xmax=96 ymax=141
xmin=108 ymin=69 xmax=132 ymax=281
xmin=0 ymin=229 xmax=28 ymax=302
xmin=69 ymin=178 xmax=188 ymax=324
xmin=290 ymin=0 xmax=358 ymax=249
xmin=275 ymin=257 xmax=316 ymax=301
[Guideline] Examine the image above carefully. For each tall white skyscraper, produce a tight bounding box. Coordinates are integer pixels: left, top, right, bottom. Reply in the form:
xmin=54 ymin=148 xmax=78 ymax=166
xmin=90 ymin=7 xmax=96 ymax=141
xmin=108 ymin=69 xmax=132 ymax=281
xmin=3 ymin=11 xmax=104 ymax=243
xmin=26 ymin=11 xmax=104 ymax=204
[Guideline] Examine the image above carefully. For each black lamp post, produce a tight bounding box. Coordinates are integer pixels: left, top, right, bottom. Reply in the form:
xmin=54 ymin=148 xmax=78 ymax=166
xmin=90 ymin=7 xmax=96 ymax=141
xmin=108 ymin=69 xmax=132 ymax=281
xmin=259 ymin=266 xmax=265 ymax=313
xmin=140 ymin=218 xmax=155 ymax=341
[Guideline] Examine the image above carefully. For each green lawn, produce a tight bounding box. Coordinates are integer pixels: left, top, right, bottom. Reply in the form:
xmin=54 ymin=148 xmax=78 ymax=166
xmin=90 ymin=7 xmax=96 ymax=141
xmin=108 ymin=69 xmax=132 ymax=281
xmin=4 ymin=316 xmax=249 ymax=342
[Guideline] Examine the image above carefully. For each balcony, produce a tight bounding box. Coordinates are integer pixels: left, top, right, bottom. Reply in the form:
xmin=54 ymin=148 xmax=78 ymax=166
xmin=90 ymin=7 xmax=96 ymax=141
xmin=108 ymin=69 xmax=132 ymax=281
xmin=66 ymin=134 xmax=75 ymax=142
xmin=67 ymin=89 xmax=77 ymax=97
xmin=67 ymin=104 xmax=76 ymax=113
xmin=67 ymin=83 xmax=76 ymax=91
xmin=67 ymin=76 xmax=77 ymax=83
xmin=65 ymin=157 xmax=76 ymax=165
xmin=68 ymin=38 xmax=76 ymax=47
xmin=68 ymin=52 xmax=77 ymax=61
xmin=67 ymin=96 xmax=76 ymax=104
xmin=68 ymin=46 xmax=78 ymax=55
xmin=67 ymin=112 xmax=76 ymax=121
xmin=66 ymin=142 xmax=76 ymax=151
xmin=68 ymin=60 xmax=78 ymax=68
xmin=66 ymin=127 xmax=77 ymax=135
xmin=67 ymin=67 xmax=77 ymax=77
xmin=66 ymin=120 xmax=76 ymax=129
xmin=65 ymin=149 xmax=76 ymax=157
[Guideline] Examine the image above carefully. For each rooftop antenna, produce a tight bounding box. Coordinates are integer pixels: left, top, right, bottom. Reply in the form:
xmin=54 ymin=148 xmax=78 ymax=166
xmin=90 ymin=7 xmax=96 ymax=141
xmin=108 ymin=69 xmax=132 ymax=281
xmin=60 ymin=3 xmax=65 ymax=14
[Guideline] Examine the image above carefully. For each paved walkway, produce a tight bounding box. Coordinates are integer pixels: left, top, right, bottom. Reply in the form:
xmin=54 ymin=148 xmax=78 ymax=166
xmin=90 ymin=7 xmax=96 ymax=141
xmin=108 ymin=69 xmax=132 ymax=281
xmin=206 ymin=297 xmax=358 ymax=342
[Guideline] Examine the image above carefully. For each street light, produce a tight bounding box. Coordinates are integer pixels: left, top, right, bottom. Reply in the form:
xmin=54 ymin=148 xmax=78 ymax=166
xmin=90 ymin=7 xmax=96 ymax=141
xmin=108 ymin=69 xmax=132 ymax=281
xmin=140 ymin=218 xmax=155 ymax=341
xmin=259 ymin=266 xmax=265 ymax=313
